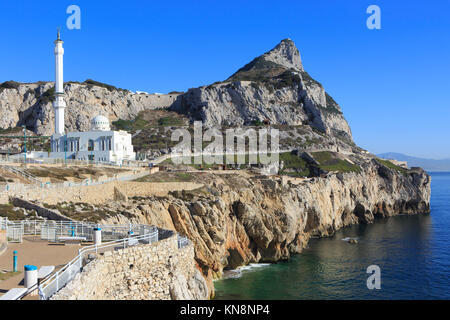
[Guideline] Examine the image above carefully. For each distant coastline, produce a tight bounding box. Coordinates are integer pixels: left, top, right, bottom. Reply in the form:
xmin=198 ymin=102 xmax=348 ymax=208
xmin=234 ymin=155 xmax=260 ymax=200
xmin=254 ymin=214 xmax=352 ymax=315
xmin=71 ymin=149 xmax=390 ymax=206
xmin=378 ymin=152 xmax=450 ymax=172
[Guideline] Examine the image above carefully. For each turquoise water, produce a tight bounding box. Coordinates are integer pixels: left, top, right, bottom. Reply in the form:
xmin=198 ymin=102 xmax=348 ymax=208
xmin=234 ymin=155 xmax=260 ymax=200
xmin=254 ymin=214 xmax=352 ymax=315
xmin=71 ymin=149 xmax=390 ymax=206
xmin=214 ymin=172 xmax=450 ymax=299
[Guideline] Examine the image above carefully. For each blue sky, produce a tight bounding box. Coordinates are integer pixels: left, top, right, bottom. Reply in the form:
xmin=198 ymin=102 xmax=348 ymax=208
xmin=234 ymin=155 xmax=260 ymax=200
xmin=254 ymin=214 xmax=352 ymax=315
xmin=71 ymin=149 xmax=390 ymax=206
xmin=1 ymin=1 xmax=449 ymax=158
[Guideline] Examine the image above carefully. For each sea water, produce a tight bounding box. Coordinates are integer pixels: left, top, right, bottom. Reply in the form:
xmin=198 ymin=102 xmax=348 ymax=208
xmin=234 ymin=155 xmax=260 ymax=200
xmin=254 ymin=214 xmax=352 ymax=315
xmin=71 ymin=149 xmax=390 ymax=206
xmin=214 ymin=172 xmax=450 ymax=299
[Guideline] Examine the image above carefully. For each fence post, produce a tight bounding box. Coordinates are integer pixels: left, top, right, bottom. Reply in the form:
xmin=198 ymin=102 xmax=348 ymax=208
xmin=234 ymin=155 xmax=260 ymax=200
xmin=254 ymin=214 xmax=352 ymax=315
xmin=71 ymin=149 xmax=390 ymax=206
xmin=13 ymin=251 xmax=17 ymax=272
xmin=56 ymin=272 xmax=59 ymax=292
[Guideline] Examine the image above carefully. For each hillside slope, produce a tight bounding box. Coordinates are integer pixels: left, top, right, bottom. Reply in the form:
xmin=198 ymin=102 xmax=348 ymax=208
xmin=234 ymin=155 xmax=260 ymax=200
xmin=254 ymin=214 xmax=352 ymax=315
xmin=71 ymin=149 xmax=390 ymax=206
xmin=0 ymin=80 xmax=180 ymax=135
xmin=170 ymin=39 xmax=353 ymax=142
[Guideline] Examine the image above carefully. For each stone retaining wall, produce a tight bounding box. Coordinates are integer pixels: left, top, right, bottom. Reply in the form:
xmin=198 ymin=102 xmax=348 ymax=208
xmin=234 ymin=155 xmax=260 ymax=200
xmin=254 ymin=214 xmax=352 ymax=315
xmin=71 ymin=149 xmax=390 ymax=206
xmin=1 ymin=181 xmax=203 ymax=205
xmin=51 ymin=234 xmax=209 ymax=300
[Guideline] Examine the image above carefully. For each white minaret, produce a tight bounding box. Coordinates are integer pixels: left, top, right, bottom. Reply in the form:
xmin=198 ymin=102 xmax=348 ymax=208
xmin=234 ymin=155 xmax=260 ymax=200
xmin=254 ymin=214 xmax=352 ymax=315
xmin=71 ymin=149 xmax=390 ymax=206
xmin=53 ymin=28 xmax=66 ymax=135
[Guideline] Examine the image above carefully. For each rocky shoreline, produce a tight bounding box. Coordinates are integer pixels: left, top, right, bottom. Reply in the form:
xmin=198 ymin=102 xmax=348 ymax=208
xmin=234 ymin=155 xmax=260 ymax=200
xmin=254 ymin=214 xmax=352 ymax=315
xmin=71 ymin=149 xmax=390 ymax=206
xmin=0 ymin=38 xmax=432 ymax=300
xmin=92 ymin=160 xmax=430 ymax=298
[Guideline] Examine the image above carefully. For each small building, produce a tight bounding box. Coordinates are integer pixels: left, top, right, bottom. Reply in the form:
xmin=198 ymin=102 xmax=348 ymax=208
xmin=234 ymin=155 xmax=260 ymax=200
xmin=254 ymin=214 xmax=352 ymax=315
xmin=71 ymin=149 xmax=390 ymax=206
xmin=50 ymin=115 xmax=135 ymax=163
xmin=386 ymin=159 xmax=408 ymax=169
xmin=45 ymin=30 xmax=135 ymax=164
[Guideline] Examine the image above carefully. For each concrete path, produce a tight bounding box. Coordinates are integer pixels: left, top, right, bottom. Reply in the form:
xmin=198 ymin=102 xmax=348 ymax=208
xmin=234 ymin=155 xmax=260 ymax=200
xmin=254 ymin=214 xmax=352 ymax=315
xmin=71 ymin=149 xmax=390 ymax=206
xmin=0 ymin=236 xmax=81 ymax=299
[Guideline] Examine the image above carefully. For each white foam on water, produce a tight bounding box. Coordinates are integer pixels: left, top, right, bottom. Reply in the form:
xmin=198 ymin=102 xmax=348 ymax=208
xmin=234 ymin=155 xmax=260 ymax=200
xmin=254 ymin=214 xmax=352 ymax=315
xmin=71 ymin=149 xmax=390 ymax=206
xmin=219 ymin=269 xmax=242 ymax=280
xmin=216 ymin=263 xmax=272 ymax=280
xmin=238 ymin=263 xmax=271 ymax=271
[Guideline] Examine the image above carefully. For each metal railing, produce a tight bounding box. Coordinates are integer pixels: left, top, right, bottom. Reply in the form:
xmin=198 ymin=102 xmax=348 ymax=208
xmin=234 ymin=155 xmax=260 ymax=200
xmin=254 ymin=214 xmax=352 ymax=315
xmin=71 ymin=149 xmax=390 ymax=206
xmin=2 ymin=218 xmax=46 ymax=243
xmin=1 ymin=218 xmax=157 ymax=244
xmin=0 ymin=217 xmax=7 ymax=230
xmin=6 ymin=224 xmax=24 ymax=243
xmin=38 ymin=229 xmax=159 ymax=300
xmin=39 ymin=221 xmax=156 ymax=243
xmin=0 ymin=217 xmax=190 ymax=300
xmin=21 ymin=219 xmax=43 ymax=235
xmin=0 ymin=157 xmax=145 ymax=168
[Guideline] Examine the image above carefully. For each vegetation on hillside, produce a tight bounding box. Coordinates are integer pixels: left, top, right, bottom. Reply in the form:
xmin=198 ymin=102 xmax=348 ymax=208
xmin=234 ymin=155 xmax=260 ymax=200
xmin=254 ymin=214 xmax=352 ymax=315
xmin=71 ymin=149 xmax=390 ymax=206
xmin=279 ymin=152 xmax=310 ymax=177
xmin=0 ymin=80 xmax=21 ymax=90
xmin=112 ymin=110 xmax=188 ymax=152
xmin=299 ymin=71 xmax=322 ymax=87
xmin=83 ymin=79 xmax=129 ymax=93
xmin=311 ymin=151 xmax=361 ymax=173
xmin=112 ymin=110 xmax=187 ymax=133
xmin=316 ymin=93 xmax=343 ymax=115
xmin=0 ymin=127 xmax=22 ymax=135
xmin=40 ymin=87 xmax=55 ymax=104
xmin=43 ymin=202 xmax=123 ymax=223
xmin=135 ymin=172 xmax=194 ymax=183
xmin=226 ymin=56 xmax=303 ymax=92
xmin=376 ymin=158 xmax=408 ymax=175
xmin=0 ymin=203 xmax=27 ymax=220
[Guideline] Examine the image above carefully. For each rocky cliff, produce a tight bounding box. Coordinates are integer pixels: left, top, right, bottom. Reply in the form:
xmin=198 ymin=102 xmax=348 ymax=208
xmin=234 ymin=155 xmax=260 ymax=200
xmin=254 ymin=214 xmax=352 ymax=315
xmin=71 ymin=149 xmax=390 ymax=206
xmin=1 ymin=38 xmax=432 ymax=300
xmin=94 ymin=159 xmax=430 ymax=297
xmin=171 ymin=39 xmax=353 ymax=141
xmin=0 ymin=81 xmax=180 ymax=135
xmin=1 ymin=39 xmax=352 ymax=143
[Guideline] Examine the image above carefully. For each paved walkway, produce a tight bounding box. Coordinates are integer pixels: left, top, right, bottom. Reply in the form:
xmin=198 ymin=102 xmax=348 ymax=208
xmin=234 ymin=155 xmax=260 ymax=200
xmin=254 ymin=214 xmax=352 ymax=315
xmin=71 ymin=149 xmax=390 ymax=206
xmin=0 ymin=236 xmax=82 ymax=299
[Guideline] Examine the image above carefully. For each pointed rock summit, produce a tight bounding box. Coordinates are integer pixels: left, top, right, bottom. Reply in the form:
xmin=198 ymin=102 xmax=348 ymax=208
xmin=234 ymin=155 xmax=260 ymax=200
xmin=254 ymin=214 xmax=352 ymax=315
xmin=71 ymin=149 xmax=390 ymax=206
xmin=171 ymin=38 xmax=354 ymax=142
xmin=228 ymin=38 xmax=303 ymax=81
xmin=262 ymin=38 xmax=303 ymax=71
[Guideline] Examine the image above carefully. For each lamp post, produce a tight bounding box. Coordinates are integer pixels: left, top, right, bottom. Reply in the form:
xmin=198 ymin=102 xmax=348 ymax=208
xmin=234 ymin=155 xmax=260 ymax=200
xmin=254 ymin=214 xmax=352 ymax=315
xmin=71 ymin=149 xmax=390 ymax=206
xmin=22 ymin=125 xmax=26 ymax=163
xmin=64 ymin=133 xmax=67 ymax=165
xmin=13 ymin=250 xmax=17 ymax=272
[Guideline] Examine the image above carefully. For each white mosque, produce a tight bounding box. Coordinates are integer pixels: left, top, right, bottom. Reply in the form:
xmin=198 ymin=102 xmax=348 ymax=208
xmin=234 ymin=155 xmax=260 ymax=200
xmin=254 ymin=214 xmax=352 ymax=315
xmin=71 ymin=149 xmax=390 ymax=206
xmin=46 ymin=30 xmax=135 ymax=164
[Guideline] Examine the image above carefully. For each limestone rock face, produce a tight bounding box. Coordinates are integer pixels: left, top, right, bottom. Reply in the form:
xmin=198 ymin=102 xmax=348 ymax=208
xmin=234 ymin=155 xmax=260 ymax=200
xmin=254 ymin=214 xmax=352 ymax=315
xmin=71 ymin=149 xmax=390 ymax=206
xmin=169 ymin=269 xmax=209 ymax=300
xmin=171 ymin=39 xmax=352 ymax=141
xmin=260 ymin=38 xmax=303 ymax=71
xmin=97 ymin=162 xmax=431 ymax=296
xmin=0 ymin=82 xmax=180 ymax=135
xmin=1 ymin=39 xmax=351 ymax=141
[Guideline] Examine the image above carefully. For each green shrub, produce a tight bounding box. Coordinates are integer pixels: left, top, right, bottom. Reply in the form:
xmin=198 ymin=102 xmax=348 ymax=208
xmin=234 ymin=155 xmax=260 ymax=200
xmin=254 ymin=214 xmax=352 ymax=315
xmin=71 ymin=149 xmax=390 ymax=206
xmin=83 ymin=79 xmax=129 ymax=92
xmin=279 ymin=152 xmax=310 ymax=177
xmin=0 ymin=81 xmax=21 ymax=90
xmin=158 ymin=116 xmax=184 ymax=126
xmin=40 ymin=87 xmax=55 ymax=104
xmin=376 ymin=158 xmax=408 ymax=175
xmin=311 ymin=151 xmax=361 ymax=173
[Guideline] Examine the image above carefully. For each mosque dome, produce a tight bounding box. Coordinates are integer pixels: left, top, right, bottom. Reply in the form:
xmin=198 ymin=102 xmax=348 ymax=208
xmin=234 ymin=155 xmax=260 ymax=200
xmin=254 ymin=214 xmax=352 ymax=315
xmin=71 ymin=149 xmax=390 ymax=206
xmin=91 ymin=115 xmax=110 ymax=131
